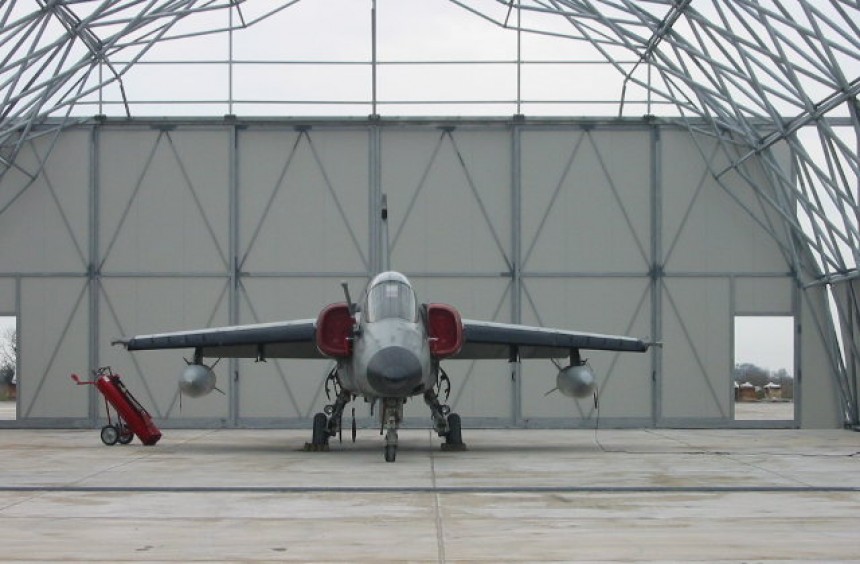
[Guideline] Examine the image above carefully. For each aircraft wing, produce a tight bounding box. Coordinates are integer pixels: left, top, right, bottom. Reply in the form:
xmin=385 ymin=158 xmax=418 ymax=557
xmin=455 ymin=319 xmax=650 ymax=360
xmin=113 ymin=319 xmax=322 ymax=359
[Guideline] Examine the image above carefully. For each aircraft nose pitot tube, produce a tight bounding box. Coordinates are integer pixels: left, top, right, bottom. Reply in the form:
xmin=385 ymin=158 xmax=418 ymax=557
xmin=556 ymin=363 xmax=596 ymax=398
xmin=180 ymin=364 xmax=216 ymax=397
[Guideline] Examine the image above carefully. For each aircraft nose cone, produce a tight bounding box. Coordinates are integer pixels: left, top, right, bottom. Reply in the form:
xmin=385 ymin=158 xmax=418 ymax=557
xmin=367 ymin=346 xmax=423 ymax=396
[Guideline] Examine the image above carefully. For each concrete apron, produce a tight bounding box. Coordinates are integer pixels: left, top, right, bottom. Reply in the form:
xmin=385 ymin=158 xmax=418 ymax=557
xmin=1 ymin=428 xmax=859 ymax=562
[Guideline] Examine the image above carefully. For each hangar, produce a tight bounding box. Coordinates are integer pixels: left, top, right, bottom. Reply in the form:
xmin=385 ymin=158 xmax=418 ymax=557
xmin=0 ymin=1 xmax=857 ymax=430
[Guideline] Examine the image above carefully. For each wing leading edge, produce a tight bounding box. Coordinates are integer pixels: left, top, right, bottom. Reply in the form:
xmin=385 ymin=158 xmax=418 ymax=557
xmin=456 ymin=320 xmax=650 ymax=360
xmin=114 ymin=319 xmax=321 ymax=359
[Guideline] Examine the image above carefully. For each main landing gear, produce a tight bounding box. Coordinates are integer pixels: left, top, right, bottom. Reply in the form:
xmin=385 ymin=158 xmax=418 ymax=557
xmin=425 ymin=368 xmax=466 ymax=452
xmin=305 ymin=369 xmax=354 ymax=452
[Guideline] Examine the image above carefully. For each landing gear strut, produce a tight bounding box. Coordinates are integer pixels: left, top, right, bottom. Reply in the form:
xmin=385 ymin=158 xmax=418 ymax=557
xmin=424 ymin=368 xmax=466 ymax=451
xmin=305 ymin=369 xmax=353 ymax=452
xmin=381 ymin=398 xmax=404 ymax=462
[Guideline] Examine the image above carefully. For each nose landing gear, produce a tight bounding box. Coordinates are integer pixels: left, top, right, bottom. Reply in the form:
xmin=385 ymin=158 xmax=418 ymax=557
xmin=381 ymin=397 xmax=403 ymax=462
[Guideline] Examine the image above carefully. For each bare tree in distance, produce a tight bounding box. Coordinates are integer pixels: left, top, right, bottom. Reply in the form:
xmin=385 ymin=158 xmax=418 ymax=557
xmin=0 ymin=328 xmax=16 ymax=390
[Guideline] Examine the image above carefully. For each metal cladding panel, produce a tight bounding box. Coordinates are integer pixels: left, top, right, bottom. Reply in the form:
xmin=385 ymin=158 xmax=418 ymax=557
xmin=661 ymin=278 xmax=732 ymax=421
xmin=99 ymin=128 xmax=231 ymax=274
xmin=381 ymin=129 xmax=511 ymax=274
xmin=520 ymin=129 xmax=651 ymax=273
xmin=0 ymin=131 xmax=89 ymax=274
xmin=0 ymin=279 xmax=16 ymax=312
xmin=411 ymin=276 xmax=513 ymax=418
xmin=19 ymin=279 xmax=89 ymax=419
xmin=236 ymin=277 xmax=366 ymax=419
xmin=520 ymin=278 xmax=652 ymax=420
xmin=835 ymin=280 xmax=860 ymax=427
xmin=100 ymin=278 xmax=231 ymax=421
xmin=800 ymin=286 xmax=843 ymax=428
xmin=237 ymin=128 xmax=370 ymax=274
xmin=661 ymin=131 xmax=790 ymax=275
xmin=735 ymin=277 xmax=794 ymax=314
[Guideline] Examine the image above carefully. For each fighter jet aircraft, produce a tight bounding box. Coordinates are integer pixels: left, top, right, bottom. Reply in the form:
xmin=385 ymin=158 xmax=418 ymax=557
xmin=114 ymin=200 xmax=652 ymax=462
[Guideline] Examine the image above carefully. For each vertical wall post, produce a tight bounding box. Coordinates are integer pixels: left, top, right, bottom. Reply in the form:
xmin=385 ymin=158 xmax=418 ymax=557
xmin=511 ymin=123 xmax=523 ymax=424
xmin=88 ymin=124 xmax=100 ymax=424
xmin=650 ymin=124 xmax=663 ymax=426
xmin=228 ymin=124 xmax=240 ymax=426
xmin=793 ymin=276 xmax=802 ymax=426
xmin=369 ymin=124 xmax=381 ymax=274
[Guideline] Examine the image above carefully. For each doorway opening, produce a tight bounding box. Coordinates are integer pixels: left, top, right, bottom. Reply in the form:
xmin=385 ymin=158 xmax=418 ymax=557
xmin=0 ymin=315 xmax=16 ymax=421
xmin=733 ymin=316 xmax=794 ymax=421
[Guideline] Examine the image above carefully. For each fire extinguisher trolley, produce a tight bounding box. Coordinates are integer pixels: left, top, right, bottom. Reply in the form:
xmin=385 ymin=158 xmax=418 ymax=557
xmin=71 ymin=367 xmax=162 ymax=446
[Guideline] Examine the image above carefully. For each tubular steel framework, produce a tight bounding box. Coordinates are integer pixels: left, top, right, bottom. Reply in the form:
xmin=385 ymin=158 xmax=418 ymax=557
xmin=1 ymin=0 xmax=859 ymax=425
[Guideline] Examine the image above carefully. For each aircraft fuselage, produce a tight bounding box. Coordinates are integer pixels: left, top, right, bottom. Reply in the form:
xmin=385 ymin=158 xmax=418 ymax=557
xmin=341 ymin=316 xmax=434 ymax=398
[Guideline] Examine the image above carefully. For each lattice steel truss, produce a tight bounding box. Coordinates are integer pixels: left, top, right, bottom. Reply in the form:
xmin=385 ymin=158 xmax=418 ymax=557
xmin=1 ymin=0 xmax=859 ymax=422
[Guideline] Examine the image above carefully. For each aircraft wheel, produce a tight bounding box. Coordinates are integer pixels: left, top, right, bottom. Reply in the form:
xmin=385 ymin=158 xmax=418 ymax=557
xmin=100 ymin=425 xmax=119 ymax=446
xmin=384 ymin=443 xmax=396 ymax=462
xmin=445 ymin=413 xmax=462 ymax=445
xmin=117 ymin=425 xmax=134 ymax=445
xmin=312 ymin=412 xmax=329 ymax=446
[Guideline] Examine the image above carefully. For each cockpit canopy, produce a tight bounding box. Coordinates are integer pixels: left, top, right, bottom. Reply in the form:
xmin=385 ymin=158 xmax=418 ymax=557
xmin=365 ymin=272 xmax=418 ymax=323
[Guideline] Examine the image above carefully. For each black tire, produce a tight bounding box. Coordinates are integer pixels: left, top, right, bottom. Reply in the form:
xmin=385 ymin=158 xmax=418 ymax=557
xmin=312 ymin=412 xmax=329 ymax=446
xmin=100 ymin=425 xmax=119 ymax=446
xmin=351 ymin=416 xmax=357 ymax=443
xmin=384 ymin=444 xmax=396 ymax=462
xmin=118 ymin=425 xmax=134 ymax=445
xmin=445 ymin=413 xmax=462 ymax=445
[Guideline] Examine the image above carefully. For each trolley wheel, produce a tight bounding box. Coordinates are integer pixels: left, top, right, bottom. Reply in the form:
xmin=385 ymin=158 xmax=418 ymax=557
xmin=118 ymin=425 xmax=134 ymax=445
xmin=100 ymin=424 xmax=119 ymax=446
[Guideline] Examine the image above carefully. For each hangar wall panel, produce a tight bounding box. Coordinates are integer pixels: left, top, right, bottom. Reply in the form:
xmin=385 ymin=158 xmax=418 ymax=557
xmin=99 ymin=277 xmax=232 ymax=421
xmin=661 ymin=133 xmax=789 ymax=275
xmin=520 ymin=278 xmax=652 ymax=422
xmin=735 ymin=277 xmax=794 ymax=314
xmin=19 ymin=278 xmax=89 ymax=419
xmin=0 ymin=120 xmax=844 ymax=429
xmin=382 ymin=128 xmax=511 ymax=275
xmin=520 ymin=129 xmax=651 ymax=274
xmin=801 ymin=285 xmax=845 ymax=428
xmin=0 ymin=132 xmax=89 ymax=275
xmin=835 ymin=280 xmax=860 ymax=428
xmin=0 ymin=279 xmax=16 ymax=312
xmin=98 ymin=128 xmax=230 ymax=274
xmin=238 ymin=128 xmax=370 ymax=274
xmin=661 ymin=278 xmax=732 ymax=422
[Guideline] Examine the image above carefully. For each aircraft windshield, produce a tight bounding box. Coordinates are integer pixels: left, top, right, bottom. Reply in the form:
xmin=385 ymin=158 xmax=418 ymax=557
xmin=366 ymin=280 xmax=417 ymax=322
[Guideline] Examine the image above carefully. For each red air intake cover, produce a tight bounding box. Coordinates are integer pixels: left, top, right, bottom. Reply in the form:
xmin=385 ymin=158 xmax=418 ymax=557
xmin=427 ymin=304 xmax=463 ymax=358
xmin=316 ymin=303 xmax=353 ymax=357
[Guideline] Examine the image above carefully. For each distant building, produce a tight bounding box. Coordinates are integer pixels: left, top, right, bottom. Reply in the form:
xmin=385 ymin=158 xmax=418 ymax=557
xmin=764 ymin=382 xmax=782 ymax=401
xmin=737 ymin=381 xmax=758 ymax=402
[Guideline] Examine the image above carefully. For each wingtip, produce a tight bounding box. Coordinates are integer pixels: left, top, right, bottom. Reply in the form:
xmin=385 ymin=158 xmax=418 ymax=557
xmin=110 ymin=338 xmax=130 ymax=348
